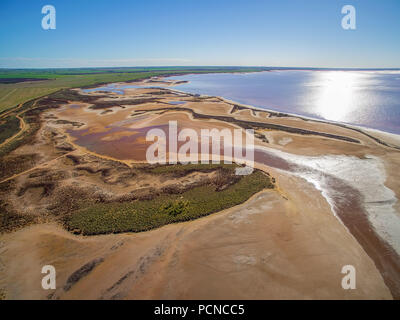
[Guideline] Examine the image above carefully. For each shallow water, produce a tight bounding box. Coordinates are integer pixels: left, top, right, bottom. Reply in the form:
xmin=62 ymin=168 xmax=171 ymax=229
xmin=83 ymin=83 xmax=141 ymax=95
xmin=168 ymin=101 xmax=186 ymax=105
xmin=255 ymin=148 xmax=400 ymax=254
xmin=169 ymin=71 xmax=400 ymax=134
xmin=253 ymin=147 xmax=400 ymax=298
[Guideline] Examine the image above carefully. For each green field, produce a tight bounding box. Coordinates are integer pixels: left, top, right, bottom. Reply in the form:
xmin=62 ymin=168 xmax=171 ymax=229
xmin=67 ymin=170 xmax=273 ymax=235
xmin=0 ymin=67 xmax=268 ymax=113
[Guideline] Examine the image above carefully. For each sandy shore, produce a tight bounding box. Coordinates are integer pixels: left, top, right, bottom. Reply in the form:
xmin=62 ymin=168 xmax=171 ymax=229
xmin=0 ymin=178 xmax=391 ymax=299
xmin=1 ymin=80 xmax=400 ymax=299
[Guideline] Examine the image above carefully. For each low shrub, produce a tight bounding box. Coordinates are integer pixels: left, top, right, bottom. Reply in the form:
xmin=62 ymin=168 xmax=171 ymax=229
xmin=161 ymin=199 xmax=189 ymax=216
xmin=66 ymin=170 xmax=273 ymax=235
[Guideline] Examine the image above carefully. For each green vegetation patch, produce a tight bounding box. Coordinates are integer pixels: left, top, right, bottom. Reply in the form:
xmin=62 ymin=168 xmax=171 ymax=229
xmin=149 ymin=163 xmax=238 ymax=175
xmin=0 ymin=116 xmax=20 ymax=144
xmin=161 ymin=199 xmax=190 ymax=216
xmin=66 ymin=170 xmax=273 ymax=235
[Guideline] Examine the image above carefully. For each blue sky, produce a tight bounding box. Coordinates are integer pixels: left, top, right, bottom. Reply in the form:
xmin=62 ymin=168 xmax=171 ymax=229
xmin=0 ymin=0 xmax=399 ymax=68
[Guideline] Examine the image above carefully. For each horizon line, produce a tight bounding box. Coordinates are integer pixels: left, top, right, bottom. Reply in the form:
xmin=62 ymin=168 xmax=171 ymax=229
xmin=1 ymin=66 xmax=400 ymax=71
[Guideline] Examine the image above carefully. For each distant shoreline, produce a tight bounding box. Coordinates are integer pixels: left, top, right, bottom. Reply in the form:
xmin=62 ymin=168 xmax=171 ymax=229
xmin=159 ymin=77 xmax=400 ymax=150
xmin=1 ymin=66 xmax=399 ymax=71
xmin=159 ymin=71 xmax=400 ymax=149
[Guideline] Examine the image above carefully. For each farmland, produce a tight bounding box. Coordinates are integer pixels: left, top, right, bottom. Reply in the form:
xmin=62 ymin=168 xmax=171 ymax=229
xmin=0 ymin=67 xmax=268 ymax=113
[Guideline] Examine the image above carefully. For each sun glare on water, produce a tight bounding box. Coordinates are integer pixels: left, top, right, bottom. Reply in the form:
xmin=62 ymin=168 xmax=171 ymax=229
xmin=312 ymin=71 xmax=365 ymax=123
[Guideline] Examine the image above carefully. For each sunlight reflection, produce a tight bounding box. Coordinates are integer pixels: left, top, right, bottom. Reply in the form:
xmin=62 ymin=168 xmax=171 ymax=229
xmin=313 ymin=71 xmax=362 ymax=122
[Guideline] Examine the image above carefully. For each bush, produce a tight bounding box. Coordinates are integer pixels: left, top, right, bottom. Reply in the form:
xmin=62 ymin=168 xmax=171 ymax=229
xmin=66 ymin=170 xmax=273 ymax=235
xmin=161 ymin=199 xmax=189 ymax=216
xmin=150 ymin=163 xmax=238 ymax=175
